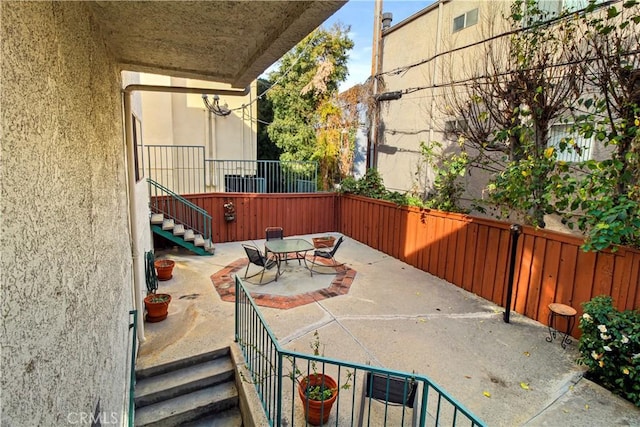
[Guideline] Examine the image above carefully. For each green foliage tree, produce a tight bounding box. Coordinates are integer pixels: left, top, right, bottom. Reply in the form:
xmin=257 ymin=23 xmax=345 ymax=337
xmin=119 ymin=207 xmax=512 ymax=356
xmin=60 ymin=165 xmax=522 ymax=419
xmin=550 ymin=0 xmax=640 ymax=251
xmin=442 ymin=0 xmax=640 ymax=251
xmin=266 ymin=24 xmax=354 ymax=189
xmin=443 ymin=0 xmax=584 ymax=227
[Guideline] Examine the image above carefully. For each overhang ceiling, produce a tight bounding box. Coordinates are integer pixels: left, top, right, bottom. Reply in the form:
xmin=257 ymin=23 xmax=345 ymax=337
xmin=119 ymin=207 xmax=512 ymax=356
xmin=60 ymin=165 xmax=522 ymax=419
xmin=87 ymin=1 xmax=346 ymax=88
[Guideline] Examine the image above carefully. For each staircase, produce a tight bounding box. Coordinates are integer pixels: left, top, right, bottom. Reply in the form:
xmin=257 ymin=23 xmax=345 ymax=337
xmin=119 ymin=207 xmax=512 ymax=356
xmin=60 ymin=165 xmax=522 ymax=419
xmin=134 ymin=347 xmax=241 ymax=426
xmin=150 ymin=213 xmax=214 ymax=256
xmin=148 ymin=179 xmax=214 ymax=256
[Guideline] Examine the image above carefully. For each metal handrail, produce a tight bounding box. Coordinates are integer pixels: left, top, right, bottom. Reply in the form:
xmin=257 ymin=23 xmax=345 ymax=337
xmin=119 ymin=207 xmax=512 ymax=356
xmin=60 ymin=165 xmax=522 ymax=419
xmin=234 ymin=277 xmax=485 ymax=427
xmin=148 ymin=178 xmax=212 ymax=244
xmin=143 ymin=144 xmax=319 ymax=194
xmin=128 ymin=310 xmax=138 ymax=427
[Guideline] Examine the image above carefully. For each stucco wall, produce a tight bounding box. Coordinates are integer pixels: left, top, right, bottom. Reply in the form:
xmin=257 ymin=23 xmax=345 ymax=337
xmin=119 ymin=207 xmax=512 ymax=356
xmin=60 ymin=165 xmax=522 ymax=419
xmin=2 ymin=2 xmax=134 ymax=425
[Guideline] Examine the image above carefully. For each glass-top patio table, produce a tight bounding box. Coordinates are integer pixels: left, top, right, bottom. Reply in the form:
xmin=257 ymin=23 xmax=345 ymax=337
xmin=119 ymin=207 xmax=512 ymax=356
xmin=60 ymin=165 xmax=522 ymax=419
xmin=264 ymin=238 xmax=314 ymax=280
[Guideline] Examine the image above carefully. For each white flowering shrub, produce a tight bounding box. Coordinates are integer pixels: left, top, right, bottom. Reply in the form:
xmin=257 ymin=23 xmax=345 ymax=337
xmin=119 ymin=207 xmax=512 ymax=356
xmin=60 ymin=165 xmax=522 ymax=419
xmin=578 ymin=295 xmax=640 ymax=406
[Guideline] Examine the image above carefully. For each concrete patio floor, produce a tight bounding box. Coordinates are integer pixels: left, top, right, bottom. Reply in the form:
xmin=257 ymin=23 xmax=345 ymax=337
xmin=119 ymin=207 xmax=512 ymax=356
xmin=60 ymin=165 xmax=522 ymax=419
xmin=136 ymin=234 xmax=639 ymax=427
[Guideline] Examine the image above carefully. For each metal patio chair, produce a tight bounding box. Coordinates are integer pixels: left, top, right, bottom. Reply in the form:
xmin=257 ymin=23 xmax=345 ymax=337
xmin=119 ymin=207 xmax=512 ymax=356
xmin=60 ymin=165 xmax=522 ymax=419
xmin=265 ymin=226 xmax=284 ymax=261
xmin=309 ymin=235 xmax=345 ymax=276
xmin=242 ymin=244 xmax=277 ymax=284
xmin=358 ymin=371 xmax=418 ymax=427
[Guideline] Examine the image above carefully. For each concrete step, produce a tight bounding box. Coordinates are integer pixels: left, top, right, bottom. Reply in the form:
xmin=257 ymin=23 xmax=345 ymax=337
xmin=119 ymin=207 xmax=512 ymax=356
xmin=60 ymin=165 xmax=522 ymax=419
xmin=162 ymin=219 xmax=175 ymax=231
xmin=182 ymin=408 xmax=242 ymax=427
xmin=184 ymin=229 xmax=195 ymax=242
xmin=172 ymin=224 xmax=185 ymax=236
xmin=136 ymin=348 xmax=229 ymax=380
xmin=194 ymin=234 xmax=205 ymax=247
xmin=135 ymin=357 xmax=234 ymax=408
xmin=150 ymin=213 xmax=164 ymax=224
xmin=134 ymin=381 xmax=239 ymax=427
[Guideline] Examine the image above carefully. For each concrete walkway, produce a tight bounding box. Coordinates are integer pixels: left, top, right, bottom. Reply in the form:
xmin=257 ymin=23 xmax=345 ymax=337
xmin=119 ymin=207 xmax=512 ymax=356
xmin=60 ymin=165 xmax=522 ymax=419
xmin=137 ymin=234 xmax=639 ymax=427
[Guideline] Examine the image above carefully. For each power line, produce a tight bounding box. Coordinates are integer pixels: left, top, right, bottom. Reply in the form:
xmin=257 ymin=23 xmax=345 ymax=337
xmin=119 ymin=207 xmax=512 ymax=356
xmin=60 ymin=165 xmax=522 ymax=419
xmin=397 ymin=49 xmax=640 ymax=96
xmin=378 ymin=0 xmax=622 ymax=79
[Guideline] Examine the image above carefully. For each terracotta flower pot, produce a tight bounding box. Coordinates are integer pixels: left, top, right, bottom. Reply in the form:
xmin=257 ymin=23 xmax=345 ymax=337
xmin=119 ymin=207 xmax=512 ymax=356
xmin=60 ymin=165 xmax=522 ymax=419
xmin=312 ymin=236 xmax=336 ymax=249
xmin=298 ymin=374 xmax=338 ymax=426
xmin=154 ymin=259 xmax=175 ymax=281
xmin=144 ymin=293 xmax=171 ymax=322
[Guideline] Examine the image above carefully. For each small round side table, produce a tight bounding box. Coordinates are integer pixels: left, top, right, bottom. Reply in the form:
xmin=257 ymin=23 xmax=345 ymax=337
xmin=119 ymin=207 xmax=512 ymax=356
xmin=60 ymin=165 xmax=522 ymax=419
xmin=546 ymin=303 xmax=577 ymax=349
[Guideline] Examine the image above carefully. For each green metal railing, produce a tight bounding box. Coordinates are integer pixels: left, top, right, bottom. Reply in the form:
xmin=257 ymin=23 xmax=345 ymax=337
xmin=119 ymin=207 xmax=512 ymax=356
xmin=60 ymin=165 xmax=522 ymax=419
xmin=148 ymin=179 xmax=212 ymax=246
xmin=206 ymin=159 xmax=318 ymax=193
xmin=234 ymin=277 xmax=485 ymax=427
xmin=128 ymin=310 xmax=138 ymax=427
xmin=144 ymin=144 xmax=319 ymax=194
xmin=146 ymin=145 xmax=206 ymax=194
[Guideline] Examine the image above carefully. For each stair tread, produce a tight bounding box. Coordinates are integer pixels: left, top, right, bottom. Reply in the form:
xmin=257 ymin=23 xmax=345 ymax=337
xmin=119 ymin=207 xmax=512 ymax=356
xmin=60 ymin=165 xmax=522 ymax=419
xmin=173 ymin=224 xmax=185 ymax=236
xmin=184 ymin=230 xmax=195 ymax=241
xmin=162 ymin=219 xmax=175 ymax=231
xmin=134 ymin=382 xmax=238 ymax=427
xmin=151 ymin=213 xmax=164 ymax=224
xmin=182 ymin=408 xmax=242 ymax=427
xmin=194 ymin=235 xmax=205 ymax=246
xmin=135 ymin=358 xmax=234 ymax=406
xmin=136 ymin=348 xmax=229 ymax=380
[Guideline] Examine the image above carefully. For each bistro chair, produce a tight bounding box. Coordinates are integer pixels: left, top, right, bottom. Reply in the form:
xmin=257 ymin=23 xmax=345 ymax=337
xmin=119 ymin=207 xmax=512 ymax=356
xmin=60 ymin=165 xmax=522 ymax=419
xmin=358 ymin=371 xmax=418 ymax=427
xmin=265 ymin=226 xmax=284 ymax=261
xmin=242 ymin=244 xmax=277 ymax=285
xmin=309 ymin=235 xmax=345 ymax=276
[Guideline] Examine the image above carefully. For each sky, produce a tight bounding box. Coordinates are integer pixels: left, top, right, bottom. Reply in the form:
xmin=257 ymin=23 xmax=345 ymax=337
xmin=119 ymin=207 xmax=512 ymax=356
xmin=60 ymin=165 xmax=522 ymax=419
xmin=261 ymin=0 xmax=434 ymax=91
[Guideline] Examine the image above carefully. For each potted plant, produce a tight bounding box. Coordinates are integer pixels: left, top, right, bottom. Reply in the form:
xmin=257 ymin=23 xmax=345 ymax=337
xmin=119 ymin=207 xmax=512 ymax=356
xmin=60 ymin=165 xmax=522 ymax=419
xmin=143 ymin=293 xmax=172 ymax=322
xmin=297 ymin=372 xmax=340 ymax=425
xmin=292 ymin=331 xmax=352 ymax=425
xmin=223 ymin=200 xmax=235 ymax=222
xmin=154 ymin=258 xmax=175 ymax=281
xmin=312 ymin=235 xmax=336 ymax=249
xmin=144 ymin=251 xmax=171 ymax=322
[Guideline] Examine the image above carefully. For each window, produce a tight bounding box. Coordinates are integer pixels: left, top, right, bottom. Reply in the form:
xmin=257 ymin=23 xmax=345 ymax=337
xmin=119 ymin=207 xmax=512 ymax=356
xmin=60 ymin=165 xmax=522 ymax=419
xmin=452 ymin=8 xmax=478 ymax=32
xmin=132 ymin=114 xmax=144 ymax=182
xmin=547 ymin=124 xmax=593 ymax=162
xmin=526 ymin=0 xmax=604 ymax=24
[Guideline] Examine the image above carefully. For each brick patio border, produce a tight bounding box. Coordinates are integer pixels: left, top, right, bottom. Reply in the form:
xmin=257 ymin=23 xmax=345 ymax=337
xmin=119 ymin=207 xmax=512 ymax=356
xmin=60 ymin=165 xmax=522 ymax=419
xmin=210 ymin=256 xmax=357 ymax=309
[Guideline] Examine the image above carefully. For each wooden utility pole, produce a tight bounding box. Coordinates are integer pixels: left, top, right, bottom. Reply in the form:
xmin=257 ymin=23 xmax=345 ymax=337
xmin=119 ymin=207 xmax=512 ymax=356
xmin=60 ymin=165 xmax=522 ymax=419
xmin=367 ymin=0 xmax=383 ymax=170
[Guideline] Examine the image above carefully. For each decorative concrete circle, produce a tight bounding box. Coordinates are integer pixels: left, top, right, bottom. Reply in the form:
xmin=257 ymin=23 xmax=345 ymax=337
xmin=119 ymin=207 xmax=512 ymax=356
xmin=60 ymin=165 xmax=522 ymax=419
xmin=210 ymin=256 xmax=357 ymax=309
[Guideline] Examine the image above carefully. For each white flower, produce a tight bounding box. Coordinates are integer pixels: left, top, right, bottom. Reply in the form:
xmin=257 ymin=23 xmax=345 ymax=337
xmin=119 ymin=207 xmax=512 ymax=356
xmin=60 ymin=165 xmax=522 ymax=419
xmin=600 ymin=333 xmax=611 ymax=340
xmin=591 ymin=351 xmax=602 ymax=360
xmin=603 ymin=346 xmax=612 ymax=352
xmin=632 ymin=353 xmax=640 ymax=360
xmin=582 ymin=313 xmax=592 ymax=322
xmin=621 ymin=335 xmax=629 ymax=344
xmin=597 ymin=324 xmax=607 ymax=333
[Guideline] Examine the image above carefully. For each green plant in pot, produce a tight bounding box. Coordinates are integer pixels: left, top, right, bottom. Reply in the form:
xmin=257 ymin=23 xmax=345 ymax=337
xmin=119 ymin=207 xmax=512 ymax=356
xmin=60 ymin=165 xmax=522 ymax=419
xmin=290 ymin=331 xmax=353 ymax=426
xmin=143 ymin=252 xmax=171 ymax=322
xmin=238 ymin=330 xmax=352 ymax=426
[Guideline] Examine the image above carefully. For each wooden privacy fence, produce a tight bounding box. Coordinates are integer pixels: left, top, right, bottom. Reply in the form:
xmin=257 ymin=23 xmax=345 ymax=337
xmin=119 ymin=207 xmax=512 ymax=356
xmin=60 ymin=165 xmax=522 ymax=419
xmin=182 ymin=192 xmax=339 ymax=243
xmin=339 ymin=195 xmax=640 ymax=337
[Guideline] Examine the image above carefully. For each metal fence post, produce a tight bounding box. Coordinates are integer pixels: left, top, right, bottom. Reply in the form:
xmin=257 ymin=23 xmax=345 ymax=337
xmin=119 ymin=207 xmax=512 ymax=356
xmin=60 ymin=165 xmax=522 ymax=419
xmin=504 ymin=224 xmax=522 ymax=323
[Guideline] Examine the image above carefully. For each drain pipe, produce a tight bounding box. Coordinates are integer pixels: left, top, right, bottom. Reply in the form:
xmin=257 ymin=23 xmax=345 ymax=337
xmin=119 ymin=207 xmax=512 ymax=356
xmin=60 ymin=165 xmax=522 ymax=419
xmin=503 ymin=224 xmax=522 ymax=324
